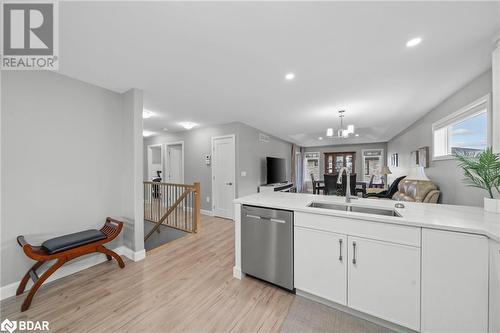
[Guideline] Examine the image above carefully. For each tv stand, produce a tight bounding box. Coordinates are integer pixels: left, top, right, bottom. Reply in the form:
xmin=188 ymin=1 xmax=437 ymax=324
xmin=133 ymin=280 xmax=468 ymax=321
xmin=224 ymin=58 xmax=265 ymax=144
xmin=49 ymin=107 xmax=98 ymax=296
xmin=259 ymin=182 xmax=295 ymax=193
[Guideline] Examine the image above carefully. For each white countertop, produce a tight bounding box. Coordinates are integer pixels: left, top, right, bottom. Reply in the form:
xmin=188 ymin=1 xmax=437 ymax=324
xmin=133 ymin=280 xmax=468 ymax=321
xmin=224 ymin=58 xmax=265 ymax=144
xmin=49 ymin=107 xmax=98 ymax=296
xmin=234 ymin=192 xmax=500 ymax=242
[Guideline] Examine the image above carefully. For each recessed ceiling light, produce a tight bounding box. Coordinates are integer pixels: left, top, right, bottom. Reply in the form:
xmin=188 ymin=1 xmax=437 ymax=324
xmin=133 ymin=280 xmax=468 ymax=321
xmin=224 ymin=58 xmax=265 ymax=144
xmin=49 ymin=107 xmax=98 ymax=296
xmin=406 ymin=37 xmax=422 ymax=48
xmin=179 ymin=122 xmax=197 ymax=130
xmin=285 ymin=73 xmax=295 ymax=80
xmin=318 ymin=137 xmax=323 ymax=140
xmin=355 ymin=134 xmax=360 ymax=137
xmin=143 ymin=109 xmax=154 ymax=119
xmin=143 ymin=130 xmax=155 ymax=137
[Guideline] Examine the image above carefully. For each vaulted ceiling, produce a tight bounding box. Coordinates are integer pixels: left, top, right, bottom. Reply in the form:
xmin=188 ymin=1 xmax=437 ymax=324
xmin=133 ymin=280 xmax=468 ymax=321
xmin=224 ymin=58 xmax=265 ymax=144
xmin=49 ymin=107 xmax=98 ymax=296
xmin=59 ymin=1 xmax=500 ymax=146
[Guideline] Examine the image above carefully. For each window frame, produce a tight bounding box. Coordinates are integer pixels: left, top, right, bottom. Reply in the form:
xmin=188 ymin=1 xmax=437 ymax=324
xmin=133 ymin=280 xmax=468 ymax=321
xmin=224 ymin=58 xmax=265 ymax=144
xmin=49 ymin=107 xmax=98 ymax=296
xmin=431 ymin=94 xmax=491 ymax=161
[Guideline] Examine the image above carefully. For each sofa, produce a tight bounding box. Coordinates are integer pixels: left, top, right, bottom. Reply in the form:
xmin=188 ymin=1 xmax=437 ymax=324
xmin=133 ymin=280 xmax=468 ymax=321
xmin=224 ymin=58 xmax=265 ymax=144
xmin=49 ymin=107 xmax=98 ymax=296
xmin=392 ymin=179 xmax=440 ymax=203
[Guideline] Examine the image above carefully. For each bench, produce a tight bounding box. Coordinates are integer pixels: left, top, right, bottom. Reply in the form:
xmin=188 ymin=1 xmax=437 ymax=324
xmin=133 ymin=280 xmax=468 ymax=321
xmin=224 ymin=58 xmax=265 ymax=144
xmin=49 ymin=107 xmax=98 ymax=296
xmin=16 ymin=217 xmax=125 ymax=311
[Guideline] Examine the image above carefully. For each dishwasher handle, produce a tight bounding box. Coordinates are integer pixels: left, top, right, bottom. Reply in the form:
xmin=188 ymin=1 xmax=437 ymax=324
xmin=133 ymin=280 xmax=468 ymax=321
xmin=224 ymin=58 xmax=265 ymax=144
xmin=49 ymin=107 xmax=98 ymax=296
xmin=244 ymin=214 xmax=287 ymax=224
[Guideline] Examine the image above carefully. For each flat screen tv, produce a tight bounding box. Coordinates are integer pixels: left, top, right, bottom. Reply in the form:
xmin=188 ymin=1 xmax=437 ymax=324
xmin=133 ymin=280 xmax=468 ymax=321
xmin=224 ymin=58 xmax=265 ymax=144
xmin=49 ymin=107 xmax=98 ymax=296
xmin=266 ymin=157 xmax=286 ymax=184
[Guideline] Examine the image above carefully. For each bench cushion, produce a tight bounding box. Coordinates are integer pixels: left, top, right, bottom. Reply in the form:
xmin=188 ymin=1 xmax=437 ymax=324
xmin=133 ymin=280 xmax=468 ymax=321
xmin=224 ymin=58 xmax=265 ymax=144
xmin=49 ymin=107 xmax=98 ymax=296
xmin=41 ymin=229 xmax=107 ymax=254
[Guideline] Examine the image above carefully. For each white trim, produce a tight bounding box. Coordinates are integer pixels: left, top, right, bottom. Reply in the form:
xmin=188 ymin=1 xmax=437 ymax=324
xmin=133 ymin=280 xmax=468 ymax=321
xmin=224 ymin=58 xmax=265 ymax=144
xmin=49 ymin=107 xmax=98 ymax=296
xmin=211 ymin=134 xmax=237 ymax=220
xmin=431 ymin=94 xmax=491 ymax=161
xmin=164 ymin=141 xmax=185 ymax=184
xmin=0 ymin=245 xmax=141 ymax=301
xmin=201 ymin=209 xmax=214 ymax=216
xmin=233 ymin=266 xmax=245 ymax=280
xmin=361 ymin=148 xmax=385 ymax=183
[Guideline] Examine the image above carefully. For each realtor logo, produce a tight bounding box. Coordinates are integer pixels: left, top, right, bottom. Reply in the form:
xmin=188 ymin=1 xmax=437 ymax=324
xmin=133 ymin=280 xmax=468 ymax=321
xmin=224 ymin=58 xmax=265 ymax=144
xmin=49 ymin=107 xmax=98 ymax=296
xmin=1 ymin=1 xmax=59 ymax=70
xmin=0 ymin=319 xmax=17 ymax=333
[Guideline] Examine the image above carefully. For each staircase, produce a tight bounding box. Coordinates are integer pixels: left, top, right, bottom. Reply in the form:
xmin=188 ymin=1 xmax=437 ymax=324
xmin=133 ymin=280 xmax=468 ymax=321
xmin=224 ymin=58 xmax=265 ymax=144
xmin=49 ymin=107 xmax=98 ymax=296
xmin=144 ymin=181 xmax=201 ymax=241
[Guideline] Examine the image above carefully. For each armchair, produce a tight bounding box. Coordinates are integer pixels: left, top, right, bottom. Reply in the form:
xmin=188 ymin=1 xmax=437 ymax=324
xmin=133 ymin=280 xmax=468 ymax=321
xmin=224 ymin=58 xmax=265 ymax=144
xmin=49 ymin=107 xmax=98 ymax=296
xmin=364 ymin=175 xmax=406 ymax=199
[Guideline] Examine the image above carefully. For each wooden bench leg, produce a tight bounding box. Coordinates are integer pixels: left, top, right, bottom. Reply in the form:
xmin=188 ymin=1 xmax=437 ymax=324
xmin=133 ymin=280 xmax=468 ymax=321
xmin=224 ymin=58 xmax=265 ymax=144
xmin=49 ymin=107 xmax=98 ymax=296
xmin=16 ymin=261 xmax=44 ymax=296
xmin=21 ymin=258 xmax=65 ymax=312
xmin=97 ymin=246 xmax=125 ymax=269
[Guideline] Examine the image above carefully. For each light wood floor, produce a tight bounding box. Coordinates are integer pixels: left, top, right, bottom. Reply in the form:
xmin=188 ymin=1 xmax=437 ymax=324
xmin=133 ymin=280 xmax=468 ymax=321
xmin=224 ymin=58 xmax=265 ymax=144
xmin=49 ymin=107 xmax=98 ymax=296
xmin=1 ymin=215 xmax=393 ymax=333
xmin=1 ymin=216 xmax=294 ymax=332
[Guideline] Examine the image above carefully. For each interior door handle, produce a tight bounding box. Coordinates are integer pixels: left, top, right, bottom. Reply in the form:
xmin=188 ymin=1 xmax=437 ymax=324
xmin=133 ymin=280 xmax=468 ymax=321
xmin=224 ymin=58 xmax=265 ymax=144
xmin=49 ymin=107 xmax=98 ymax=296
xmin=226 ymin=182 xmax=233 ymax=186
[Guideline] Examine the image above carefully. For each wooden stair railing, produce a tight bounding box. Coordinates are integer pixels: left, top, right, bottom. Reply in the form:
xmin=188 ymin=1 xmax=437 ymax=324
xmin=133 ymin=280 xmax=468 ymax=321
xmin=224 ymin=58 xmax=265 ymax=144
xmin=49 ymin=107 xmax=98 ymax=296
xmin=144 ymin=182 xmax=201 ymax=241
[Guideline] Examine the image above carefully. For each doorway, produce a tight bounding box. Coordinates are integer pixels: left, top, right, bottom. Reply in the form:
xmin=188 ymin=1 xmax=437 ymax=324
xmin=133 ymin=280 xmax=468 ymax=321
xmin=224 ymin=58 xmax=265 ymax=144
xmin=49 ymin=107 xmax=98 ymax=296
xmin=165 ymin=142 xmax=184 ymax=184
xmin=211 ymin=135 xmax=236 ymax=219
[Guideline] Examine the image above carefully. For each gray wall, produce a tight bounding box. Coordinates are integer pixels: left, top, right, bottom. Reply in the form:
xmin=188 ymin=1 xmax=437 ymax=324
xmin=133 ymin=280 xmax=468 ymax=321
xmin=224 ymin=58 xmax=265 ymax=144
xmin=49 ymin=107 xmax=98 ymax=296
xmin=143 ymin=122 xmax=292 ymax=210
xmin=304 ymin=142 xmax=388 ymax=180
xmin=387 ymin=70 xmax=492 ymax=206
xmin=1 ymin=71 xmax=142 ymax=287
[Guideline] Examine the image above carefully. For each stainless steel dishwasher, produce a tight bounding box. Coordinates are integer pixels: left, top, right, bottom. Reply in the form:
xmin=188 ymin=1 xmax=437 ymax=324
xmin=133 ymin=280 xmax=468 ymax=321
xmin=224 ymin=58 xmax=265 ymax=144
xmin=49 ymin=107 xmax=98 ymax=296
xmin=241 ymin=205 xmax=293 ymax=290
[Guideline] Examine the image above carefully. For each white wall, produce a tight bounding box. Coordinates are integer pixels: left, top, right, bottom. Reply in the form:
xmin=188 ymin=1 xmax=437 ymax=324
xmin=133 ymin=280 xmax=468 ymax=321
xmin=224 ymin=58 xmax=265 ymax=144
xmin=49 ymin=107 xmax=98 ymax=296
xmin=143 ymin=122 xmax=292 ymax=211
xmin=1 ymin=71 xmax=143 ymax=288
xmin=387 ymin=70 xmax=492 ymax=206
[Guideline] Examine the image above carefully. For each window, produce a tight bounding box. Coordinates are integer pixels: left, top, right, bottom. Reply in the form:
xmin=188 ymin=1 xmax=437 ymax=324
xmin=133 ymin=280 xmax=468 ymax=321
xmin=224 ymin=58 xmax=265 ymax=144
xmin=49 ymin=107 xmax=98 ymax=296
xmin=432 ymin=95 xmax=490 ymax=160
xmin=304 ymin=152 xmax=320 ymax=181
xmin=362 ymin=149 xmax=384 ymax=183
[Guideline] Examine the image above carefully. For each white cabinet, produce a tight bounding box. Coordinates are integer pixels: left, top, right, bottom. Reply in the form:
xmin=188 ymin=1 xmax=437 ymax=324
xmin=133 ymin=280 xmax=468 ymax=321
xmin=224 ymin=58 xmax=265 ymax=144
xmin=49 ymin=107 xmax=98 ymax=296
xmin=294 ymin=226 xmax=347 ymax=305
xmin=490 ymin=240 xmax=500 ymax=333
xmin=347 ymin=236 xmax=421 ymax=331
xmin=421 ymin=229 xmax=488 ymax=333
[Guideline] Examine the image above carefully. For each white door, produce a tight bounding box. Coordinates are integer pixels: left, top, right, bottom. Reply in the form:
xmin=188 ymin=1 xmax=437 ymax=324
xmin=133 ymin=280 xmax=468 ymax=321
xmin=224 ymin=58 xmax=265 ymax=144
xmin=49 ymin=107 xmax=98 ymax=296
xmin=347 ymin=236 xmax=421 ymax=331
xmin=421 ymin=229 xmax=488 ymax=333
xmin=212 ymin=135 xmax=235 ymax=219
xmin=294 ymin=226 xmax=347 ymax=305
xmin=166 ymin=144 xmax=183 ymax=183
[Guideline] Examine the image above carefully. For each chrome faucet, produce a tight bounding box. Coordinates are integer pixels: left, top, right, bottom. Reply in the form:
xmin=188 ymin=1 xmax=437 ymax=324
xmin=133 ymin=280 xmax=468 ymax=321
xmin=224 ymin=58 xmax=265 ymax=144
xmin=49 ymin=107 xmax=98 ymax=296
xmin=337 ymin=167 xmax=358 ymax=203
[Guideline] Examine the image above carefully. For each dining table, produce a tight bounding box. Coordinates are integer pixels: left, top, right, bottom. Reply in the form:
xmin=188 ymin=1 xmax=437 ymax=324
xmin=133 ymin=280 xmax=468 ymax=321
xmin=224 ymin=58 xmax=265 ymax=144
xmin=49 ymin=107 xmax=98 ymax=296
xmin=312 ymin=179 xmax=383 ymax=195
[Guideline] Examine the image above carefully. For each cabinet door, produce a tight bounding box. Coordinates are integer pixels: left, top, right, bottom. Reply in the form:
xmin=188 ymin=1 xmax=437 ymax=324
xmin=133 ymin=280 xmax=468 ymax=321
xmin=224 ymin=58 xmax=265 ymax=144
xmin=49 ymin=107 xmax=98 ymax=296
xmin=490 ymin=240 xmax=500 ymax=333
xmin=347 ymin=236 xmax=420 ymax=331
xmin=421 ymin=229 xmax=488 ymax=333
xmin=294 ymin=226 xmax=347 ymax=305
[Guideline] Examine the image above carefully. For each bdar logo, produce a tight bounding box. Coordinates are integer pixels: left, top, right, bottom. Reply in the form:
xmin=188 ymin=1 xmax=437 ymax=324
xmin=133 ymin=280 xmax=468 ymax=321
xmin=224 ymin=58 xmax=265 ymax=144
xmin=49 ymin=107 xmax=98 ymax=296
xmin=0 ymin=319 xmax=17 ymax=333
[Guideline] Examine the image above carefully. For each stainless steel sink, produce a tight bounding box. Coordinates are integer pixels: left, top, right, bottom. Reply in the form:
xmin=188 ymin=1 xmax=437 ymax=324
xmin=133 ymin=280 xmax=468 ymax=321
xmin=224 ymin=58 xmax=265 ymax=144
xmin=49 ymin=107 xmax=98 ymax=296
xmin=307 ymin=202 xmax=401 ymax=217
xmin=308 ymin=202 xmax=349 ymax=211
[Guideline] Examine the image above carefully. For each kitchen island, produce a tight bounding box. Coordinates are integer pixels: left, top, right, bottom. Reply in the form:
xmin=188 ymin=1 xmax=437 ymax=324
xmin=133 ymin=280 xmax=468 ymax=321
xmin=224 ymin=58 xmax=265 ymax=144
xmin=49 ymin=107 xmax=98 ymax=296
xmin=233 ymin=192 xmax=500 ymax=333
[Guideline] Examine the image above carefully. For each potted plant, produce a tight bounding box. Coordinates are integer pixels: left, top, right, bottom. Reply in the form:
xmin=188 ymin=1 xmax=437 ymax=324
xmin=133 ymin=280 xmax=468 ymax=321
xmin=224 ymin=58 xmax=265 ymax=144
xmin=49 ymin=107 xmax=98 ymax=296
xmin=455 ymin=147 xmax=500 ymax=212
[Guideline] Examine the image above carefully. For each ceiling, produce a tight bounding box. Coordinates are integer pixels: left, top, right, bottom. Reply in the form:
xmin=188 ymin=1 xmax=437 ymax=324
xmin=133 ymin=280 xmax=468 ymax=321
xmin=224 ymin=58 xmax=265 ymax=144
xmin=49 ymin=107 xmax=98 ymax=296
xmin=59 ymin=1 xmax=500 ymax=147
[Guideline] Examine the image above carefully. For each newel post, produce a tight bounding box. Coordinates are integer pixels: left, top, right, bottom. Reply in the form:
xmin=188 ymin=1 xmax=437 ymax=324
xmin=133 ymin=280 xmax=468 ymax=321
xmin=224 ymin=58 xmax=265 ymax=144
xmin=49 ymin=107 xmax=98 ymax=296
xmin=194 ymin=182 xmax=201 ymax=232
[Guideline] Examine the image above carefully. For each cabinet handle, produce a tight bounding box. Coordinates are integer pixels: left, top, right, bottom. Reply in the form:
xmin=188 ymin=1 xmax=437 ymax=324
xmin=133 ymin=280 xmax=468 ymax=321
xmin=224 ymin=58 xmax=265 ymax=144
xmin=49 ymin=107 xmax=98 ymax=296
xmin=352 ymin=241 xmax=357 ymax=264
xmin=339 ymin=239 xmax=343 ymax=261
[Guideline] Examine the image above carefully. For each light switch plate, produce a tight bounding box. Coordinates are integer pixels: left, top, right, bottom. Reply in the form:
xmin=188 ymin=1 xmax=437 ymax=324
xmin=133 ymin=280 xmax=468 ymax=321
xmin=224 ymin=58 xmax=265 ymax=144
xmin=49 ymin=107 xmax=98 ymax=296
xmin=241 ymin=171 xmax=247 ymax=177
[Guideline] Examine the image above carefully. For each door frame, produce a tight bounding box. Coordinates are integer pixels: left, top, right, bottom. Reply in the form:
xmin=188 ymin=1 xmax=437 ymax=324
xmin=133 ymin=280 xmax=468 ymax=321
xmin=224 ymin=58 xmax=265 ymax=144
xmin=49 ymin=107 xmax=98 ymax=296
xmin=211 ymin=134 xmax=236 ymax=218
xmin=146 ymin=143 xmax=164 ymax=180
xmin=164 ymin=141 xmax=185 ymax=184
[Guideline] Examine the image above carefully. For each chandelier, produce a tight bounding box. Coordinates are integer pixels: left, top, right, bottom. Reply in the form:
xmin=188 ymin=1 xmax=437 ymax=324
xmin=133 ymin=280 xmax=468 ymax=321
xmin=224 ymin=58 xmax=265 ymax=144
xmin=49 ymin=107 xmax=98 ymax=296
xmin=326 ymin=110 xmax=355 ymax=138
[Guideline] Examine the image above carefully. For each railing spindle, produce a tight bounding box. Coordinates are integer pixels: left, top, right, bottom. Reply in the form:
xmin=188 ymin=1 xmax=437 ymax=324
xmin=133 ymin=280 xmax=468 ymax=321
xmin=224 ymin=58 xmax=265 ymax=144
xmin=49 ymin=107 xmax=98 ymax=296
xmin=143 ymin=181 xmax=201 ymax=240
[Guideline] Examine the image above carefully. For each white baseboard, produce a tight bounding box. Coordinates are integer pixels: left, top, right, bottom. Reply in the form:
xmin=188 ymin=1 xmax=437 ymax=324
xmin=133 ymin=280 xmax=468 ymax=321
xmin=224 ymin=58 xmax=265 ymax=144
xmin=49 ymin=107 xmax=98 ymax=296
xmin=233 ymin=266 xmax=245 ymax=280
xmin=0 ymin=245 xmax=143 ymax=301
xmin=121 ymin=248 xmax=146 ymax=262
xmin=201 ymin=209 xmax=214 ymax=216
